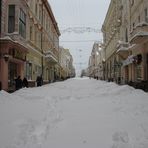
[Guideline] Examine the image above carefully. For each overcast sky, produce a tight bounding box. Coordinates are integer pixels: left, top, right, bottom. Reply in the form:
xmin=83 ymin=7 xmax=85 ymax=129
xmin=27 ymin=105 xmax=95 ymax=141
xmin=48 ymin=0 xmax=111 ymax=75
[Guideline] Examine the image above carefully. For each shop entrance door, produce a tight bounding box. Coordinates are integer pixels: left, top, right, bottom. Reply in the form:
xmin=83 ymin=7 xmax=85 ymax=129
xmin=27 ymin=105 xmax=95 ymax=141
xmin=8 ymin=62 xmax=17 ymax=91
xmin=147 ymin=54 xmax=148 ymax=80
xmin=125 ymin=66 xmax=129 ymax=83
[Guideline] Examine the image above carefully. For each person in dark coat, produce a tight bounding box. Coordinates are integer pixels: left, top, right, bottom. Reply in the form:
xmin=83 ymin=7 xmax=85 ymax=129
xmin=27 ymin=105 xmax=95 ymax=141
xmin=23 ymin=77 xmax=28 ymax=88
xmin=36 ymin=75 xmax=43 ymax=87
xmin=15 ymin=76 xmax=23 ymax=90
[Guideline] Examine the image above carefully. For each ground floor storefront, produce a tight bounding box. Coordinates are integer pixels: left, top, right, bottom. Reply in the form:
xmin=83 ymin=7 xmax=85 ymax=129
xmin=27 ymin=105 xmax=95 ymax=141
xmin=0 ymin=39 xmax=63 ymax=91
xmin=121 ymin=43 xmax=148 ymax=91
xmin=103 ymin=42 xmax=148 ymax=92
xmin=0 ymin=39 xmax=28 ymax=91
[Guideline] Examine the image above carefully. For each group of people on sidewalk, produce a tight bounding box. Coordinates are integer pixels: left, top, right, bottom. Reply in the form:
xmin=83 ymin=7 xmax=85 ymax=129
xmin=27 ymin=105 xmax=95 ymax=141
xmin=15 ymin=76 xmax=28 ymax=90
xmin=14 ymin=75 xmax=43 ymax=91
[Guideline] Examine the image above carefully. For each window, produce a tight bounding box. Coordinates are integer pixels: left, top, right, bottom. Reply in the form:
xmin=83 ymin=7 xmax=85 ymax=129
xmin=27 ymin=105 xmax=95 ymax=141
xmin=130 ymin=0 xmax=134 ymax=6
xmin=138 ymin=16 xmax=140 ymax=23
xmin=26 ymin=62 xmax=32 ymax=80
xmin=8 ymin=5 xmax=15 ymax=33
xmin=145 ymin=8 xmax=148 ymax=22
xmin=135 ymin=54 xmax=142 ymax=80
xmin=133 ymin=22 xmax=135 ymax=29
xmin=35 ymin=26 xmax=38 ymax=45
xmin=19 ymin=9 xmax=26 ymax=38
xmin=125 ymin=28 xmax=128 ymax=42
xmin=35 ymin=4 xmax=38 ymax=16
xmin=46 ymin=16 xmax=48 ymax=30
xmin=30 ymin=25 xmax=33 ymax=40
xmin=38 ymin=31 xmax=41 ymax=49
xmin=136 ymin=64 xmax=142 ymax=80
xmin=39 ymin=5 xmax=42 ymax=22
xmin=35 ymin=65 xmax=42 ymax=76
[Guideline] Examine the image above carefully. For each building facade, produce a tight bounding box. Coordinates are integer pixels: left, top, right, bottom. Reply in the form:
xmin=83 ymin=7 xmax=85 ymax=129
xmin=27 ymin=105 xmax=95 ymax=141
xmin=128 ymin=0 xmax=148 ymax=84
xmin=59 ymin=47 xmax=75 ymax=79
xmin=0 ymin=0 xmax=60 ymax=91
xmin=102 ymin=0 xmax=148 ymax=91
xmin=0 ymin=0 xmax=29 ymax=91
xmin=88 ymin=42 xmax=104 ymax=79
xmin=26 ymin=0 xmax=60 ymax=84
xmin=102 ymin=0 xmax=122 ymax=83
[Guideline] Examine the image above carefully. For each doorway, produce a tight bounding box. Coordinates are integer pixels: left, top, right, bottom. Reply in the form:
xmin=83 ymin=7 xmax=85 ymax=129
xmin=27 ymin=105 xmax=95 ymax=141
xmin=147 ymin=53 xmax=148 ymax=80
xmin=125 ymin=66 xmax=129 ymax=83
xmin=8 ymin=62 xmax=17 ymax=91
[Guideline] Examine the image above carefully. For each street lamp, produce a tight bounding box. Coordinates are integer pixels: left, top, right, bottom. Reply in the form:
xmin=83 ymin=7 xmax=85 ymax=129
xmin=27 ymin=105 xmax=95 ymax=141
xmin=0 ymin=53 xmax=10 ymax=62
xmin=3 ymin=54 xmax=10 ymax=62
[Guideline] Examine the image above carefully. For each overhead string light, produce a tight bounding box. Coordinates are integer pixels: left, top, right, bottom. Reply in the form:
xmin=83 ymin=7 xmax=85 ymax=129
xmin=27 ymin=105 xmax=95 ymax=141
xmin=60 ymin=27 xmax=102 ymax=34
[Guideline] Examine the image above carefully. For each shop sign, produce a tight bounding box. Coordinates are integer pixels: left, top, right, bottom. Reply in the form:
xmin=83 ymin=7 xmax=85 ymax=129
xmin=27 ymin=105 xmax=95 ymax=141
xmin=122 ymin=55 xmax=134 ymax=66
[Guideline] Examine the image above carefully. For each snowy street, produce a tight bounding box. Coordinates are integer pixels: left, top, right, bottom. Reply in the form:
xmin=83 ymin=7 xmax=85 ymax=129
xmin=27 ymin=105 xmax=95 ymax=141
xmin=0 ymin=78 xmax=148 ymax=148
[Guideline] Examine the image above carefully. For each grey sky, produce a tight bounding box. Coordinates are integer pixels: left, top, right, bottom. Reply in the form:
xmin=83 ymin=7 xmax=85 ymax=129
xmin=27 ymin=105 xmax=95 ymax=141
xmin=48 ymin=0 xmax=111 ymax=75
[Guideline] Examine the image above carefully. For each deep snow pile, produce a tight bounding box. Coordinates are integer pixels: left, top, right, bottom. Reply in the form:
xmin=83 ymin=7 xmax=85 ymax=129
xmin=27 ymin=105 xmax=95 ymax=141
xmin=0 ymin=78 xmax=148 ymax=148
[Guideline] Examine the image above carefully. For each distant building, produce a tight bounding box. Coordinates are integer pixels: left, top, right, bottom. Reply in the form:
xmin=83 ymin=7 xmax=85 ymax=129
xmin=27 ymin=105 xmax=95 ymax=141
xmin=102 ymin=0 xmax=122 ymax=83
xmin=88 ymin=42 xmax=105 ymax=79
xmin=59 ymin=47 xmax=75 ymax=79
xmin=80 ymin=69 xmax=88 ymax=77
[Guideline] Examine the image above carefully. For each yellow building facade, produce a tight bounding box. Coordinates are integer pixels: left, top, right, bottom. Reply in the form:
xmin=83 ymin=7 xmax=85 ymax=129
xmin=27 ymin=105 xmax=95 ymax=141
xmin=26 ymin=0 xmax=60 ymax=84
xmin=102 ymin=0 xmax=122 ymax=83
xmin=0 ymin=0 xmax=60 ymax=91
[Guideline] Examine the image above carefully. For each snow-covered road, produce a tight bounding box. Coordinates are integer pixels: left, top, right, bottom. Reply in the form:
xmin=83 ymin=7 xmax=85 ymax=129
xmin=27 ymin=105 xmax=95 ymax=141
xmin=0 ymin=78 xmax=148 ymax=148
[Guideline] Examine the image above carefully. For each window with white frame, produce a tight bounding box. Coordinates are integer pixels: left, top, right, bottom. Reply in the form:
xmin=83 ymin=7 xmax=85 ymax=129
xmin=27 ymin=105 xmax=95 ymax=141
xmin=145 ymin=8 xmax=148 ymax=23
xmin=19 ymin=9 xmax=26 ymax=38
xmin=8 ymin=5 xmax=15 ymax=33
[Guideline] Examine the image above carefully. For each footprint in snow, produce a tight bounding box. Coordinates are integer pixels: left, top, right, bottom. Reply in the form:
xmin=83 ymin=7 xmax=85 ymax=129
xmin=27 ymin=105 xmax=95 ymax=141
xmin=111 ymin=131 xmax=131 ymax=148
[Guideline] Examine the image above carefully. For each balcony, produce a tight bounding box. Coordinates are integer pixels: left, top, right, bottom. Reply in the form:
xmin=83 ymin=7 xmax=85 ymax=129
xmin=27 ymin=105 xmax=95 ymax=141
xmin=116 ymin=41 xmax=129 ymax=59
xmin=0 ymin=36 xmax=28 ymax=53
xmin=44 ymin=50 xmax=58 ymax=64
xmin=130 ymin=22 xmax=148 ymax=44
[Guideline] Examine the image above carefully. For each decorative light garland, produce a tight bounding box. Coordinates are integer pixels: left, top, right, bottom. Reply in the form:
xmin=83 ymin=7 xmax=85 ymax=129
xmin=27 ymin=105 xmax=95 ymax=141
xmin=60 ymin=27 xmax=102 ymax=34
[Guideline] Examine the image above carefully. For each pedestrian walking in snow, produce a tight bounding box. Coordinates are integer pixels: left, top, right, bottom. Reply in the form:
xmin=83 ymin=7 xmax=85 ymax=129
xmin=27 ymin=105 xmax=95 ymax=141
xmin=23 ymin=77 xmax=28 ymax=88
xmin=36 ymin=75 xmax=43 ymax=87
xmin=15 ymin=76 xmax=23 ymax=90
